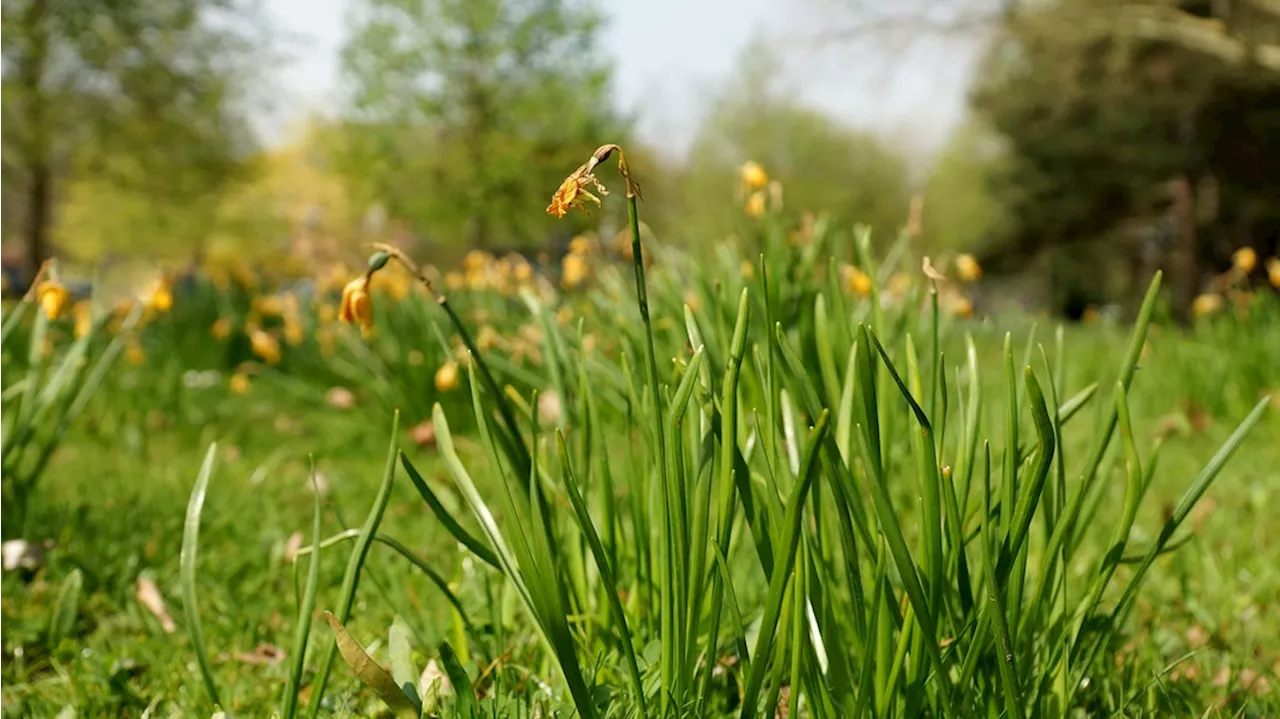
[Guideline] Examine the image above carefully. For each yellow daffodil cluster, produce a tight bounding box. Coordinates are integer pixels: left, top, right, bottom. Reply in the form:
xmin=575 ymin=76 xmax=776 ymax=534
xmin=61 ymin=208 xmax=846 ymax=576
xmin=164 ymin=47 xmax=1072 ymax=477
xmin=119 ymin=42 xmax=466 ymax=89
xmin=740 ymin=161 xmax=770 ymax=219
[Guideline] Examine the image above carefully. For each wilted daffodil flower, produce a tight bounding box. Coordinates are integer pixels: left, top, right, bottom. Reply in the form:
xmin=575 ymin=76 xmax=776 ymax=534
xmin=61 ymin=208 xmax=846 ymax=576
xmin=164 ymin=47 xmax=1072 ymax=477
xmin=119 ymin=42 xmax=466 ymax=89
xmin=547 ymin=167 xmax=609 ymax=218
xmin=338 ymin=278 xmax=373 ymax=333
xmin=547 ymin=144 xmax=639 ymax=220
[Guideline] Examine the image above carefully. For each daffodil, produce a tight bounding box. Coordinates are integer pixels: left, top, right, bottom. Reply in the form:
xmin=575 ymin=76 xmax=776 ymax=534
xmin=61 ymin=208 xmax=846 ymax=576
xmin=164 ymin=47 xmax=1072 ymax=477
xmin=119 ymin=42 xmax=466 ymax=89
xmin=569 ymin=236 xmax=592 ymax=256
xmin=250 ymin=329 xmax=282 ymax=365
xmin=1191 ymin=293 xmax=1223 ymax=318
xmin=546 ymin=168 xmax=608 ymax=218
xmin=435 ymin=361 xmax=459 ymax=392
xmin=1267 ymin=257 xmax=1280 ymax=289
xmin=740 ymin=161 xmax=769 ymax=191
xmin=949 ymin=295 xmax=974 ymax=319
xmin=745 ymin=191 xmax=766 ymax=219
xmin=338 ymin=278 xmax=373 ymax=333
xmin=561 ymin=253 xmax=590 ymax=290
xmin=841 ymin=264 xmax=873 ymax=297
xmin=126 ymin=340 xmax=145 ymax=366
xmin=955 ymin=254 xmax=982 ymax=282
xmin=37 ymin=280 xmax=69 ymax=321
xmin=211 ymin=318 xmax=232 ymax=340
xmin=147 ymin=277 xmax=174 ymax=312
xmin=283 ymin=318 xmax=305 ymax=346
xmin=73 ymin=301 xmax=93 ymax=338
xmin=1232 ymin=247 xmax=1257 ymax=273
xmin=229 ymin=373 xmax=251 ymax=395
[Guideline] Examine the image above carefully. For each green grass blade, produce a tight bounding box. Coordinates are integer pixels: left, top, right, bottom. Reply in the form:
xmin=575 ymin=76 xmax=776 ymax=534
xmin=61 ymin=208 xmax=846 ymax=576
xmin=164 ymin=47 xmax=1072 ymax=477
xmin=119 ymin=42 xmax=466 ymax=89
xmin=400 ymin=451 xmax=501 ymax=570
xmin=557 ymin=431 xmax=649 ymax=718
xmin=282 ymin=461 xmax=324 ymax=719
xmin=739 ymin=410 xmax=829 ymax=719
xmin=181 ymin=443 xmax=221 ymax=709
xmin=308 ymin=411 xmax=401 ymax=718
xmin=437 ymin=640 xmax=479 ymax=719
xmin=47 ymin=568 xmax=83 ymax=649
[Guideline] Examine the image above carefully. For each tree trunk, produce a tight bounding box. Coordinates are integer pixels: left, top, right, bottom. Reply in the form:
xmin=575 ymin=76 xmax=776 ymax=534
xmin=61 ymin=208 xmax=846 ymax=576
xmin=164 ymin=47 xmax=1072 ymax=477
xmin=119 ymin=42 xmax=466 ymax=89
xmin=1169 ymin=174 xmax=1198 ymax=322
xmin=25 ymin=162 xmax=52 ymax=275
xmin=18 ymin=0 xmax=52 ymax=276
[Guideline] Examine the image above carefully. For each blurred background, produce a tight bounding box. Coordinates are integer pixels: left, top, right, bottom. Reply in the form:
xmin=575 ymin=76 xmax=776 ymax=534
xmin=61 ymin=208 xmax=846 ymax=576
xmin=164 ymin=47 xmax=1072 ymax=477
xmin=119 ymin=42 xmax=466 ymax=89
xmin=3 ymin=0 xmax=1278 ymax=319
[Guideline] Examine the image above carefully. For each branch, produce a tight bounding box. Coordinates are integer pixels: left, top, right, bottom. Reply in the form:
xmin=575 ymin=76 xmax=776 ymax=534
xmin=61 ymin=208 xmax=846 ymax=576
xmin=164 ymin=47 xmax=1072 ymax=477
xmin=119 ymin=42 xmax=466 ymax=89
xmin=1041 ymin=5 xmax=1280 ymax=75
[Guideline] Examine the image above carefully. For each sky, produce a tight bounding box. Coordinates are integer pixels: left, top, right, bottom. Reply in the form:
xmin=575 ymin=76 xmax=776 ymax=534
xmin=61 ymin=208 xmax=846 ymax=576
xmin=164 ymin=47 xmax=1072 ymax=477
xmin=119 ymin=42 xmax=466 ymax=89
xmin=258 ymin=0 xmax=982 ymax=166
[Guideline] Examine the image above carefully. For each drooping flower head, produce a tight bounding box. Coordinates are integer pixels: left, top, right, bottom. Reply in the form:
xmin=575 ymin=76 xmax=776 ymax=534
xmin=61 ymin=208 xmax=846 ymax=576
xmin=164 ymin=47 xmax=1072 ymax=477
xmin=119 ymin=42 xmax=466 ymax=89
xmin=339 ymin=278 xmax=374 ymax=334
xmin=547 ymin=144 xmax=639 ymax=220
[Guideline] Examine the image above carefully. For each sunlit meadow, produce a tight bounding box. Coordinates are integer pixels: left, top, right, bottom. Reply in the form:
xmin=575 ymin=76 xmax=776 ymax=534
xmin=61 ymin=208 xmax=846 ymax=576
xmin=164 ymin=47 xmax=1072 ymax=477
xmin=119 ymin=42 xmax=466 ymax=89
xmin=3 ymin=152 xmax=1278 ymax=718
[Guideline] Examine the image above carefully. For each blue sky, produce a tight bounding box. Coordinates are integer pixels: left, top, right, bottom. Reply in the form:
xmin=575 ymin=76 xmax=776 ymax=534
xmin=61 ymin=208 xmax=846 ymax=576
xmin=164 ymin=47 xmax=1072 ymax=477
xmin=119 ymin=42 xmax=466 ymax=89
xmin=258 ymin=0 xmax=980 ymax=165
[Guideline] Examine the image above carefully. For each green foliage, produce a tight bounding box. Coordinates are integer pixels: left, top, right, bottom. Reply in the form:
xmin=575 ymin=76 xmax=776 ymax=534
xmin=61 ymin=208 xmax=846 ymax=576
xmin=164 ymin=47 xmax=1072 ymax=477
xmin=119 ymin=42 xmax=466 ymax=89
xmin=1 ymin=280 xmax=143 ymax=535
xmin=675 ymin=41 xmax=912 ymax=249
xmin=334 ymin=0 xmax=626 ymax=249
xmin=968 ymin=0 xmax=1280 ymax=313
xmin=920 ymin=119 xmax=1011 ymax=255
xmin=1 ymin=0 xmax=265 ymax=263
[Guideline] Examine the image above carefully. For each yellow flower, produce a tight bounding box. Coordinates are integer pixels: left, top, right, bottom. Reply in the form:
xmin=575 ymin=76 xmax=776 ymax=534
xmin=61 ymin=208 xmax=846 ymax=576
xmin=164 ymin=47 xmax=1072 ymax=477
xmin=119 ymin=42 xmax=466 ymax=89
xmin=476 ymin=325 xmax=500 ymax=352
xmin=37 ymin=280 xmax=69 ymax=321
xmin=740 ymin=161 xmax=769 ymax=191
xmin=211 ymin=318 xmax=232 ymax=340
xmin=745 ymin=191 xmax=766 ymax=219
xmin=841 ymin=264 xmax=872 ymax=297
xmin=229 ymin=373 xmax=250 ymax=395
xmin=1232 ymin=247 xmax=1257 ymax=273
xmin=886 ymin=273 xmax=912 ymax=297
xmin=73 ymin=301 xmax=93 ymax=338
xmin=250 ymin=329 xmax=282 ymax=365
xmin=569 ymin=236 xmax=592 ymax=256
xmin=1191 ymin=293 xmax=1223 ymax=318
xmin=126 ymin=341 xmax=145 ymax=366
xmin=949 ymin=296 xmax=974 ymax=318
xmin=435 ymin=360 xmax=459 ymax=392
xmin=338 ymin=278 xmax=373 ymax=334
xmin=514 ymin=260 xmax=533 ymax=284
xmin=685 ymin=291 xmax=702 ymax=313
xmin=253 ymin=294 xmax=286 ymax=317
xmin=955 ymin=254 xmax=982 ymax=282
xmin=546 ymin=168 xmax=608 ymax=218
xmin=283 ymin=318 xmax=305 ymax=346
xmin=562 ymin=253 xmax=590 ymax=290
xmin=147 ymin=278 xmax=173 ymax=312
xmin=1267 ymin=257 xmax=1280 ymax=288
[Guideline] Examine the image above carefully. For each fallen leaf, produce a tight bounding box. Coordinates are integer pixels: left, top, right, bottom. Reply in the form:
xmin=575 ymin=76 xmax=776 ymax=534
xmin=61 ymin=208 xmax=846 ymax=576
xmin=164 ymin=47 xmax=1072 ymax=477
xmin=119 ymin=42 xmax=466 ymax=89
xmin=1185 ymin=625 xmax=1209 ymax=649
xmin=325 ymin=612 xmax=420 ymax=716
xmin=326 ymin=386 xmax=357 ymax=409
xmin=284 ymin=531 xmax=305 ymax=562
xmin=136 ymin=576 xmax=176 ymax=633
xmin=233 ymin=643 xmax=286 ymax=666
xmin=410 ymin=420 xmax=436 ymax=448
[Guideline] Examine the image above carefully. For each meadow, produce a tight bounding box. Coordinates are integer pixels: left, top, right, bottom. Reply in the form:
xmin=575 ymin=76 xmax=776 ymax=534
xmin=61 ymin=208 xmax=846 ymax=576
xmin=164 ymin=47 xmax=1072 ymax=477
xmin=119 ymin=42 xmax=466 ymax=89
xmin=3 ymin=150 xmax=1279 ymax=718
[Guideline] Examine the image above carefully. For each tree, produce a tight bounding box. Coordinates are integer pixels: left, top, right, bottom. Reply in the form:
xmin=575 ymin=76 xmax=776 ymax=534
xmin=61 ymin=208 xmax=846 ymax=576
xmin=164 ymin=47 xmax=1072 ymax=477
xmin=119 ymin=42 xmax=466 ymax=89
xmin=809 ymin=0 xmax=1280 ymax=76
xmin=919 ymin=119 xmax=1011 ymax=254
xmin=968 ymin=0 xmax=1280 ymax=315
xmin=1 ymin=0 xmax=265 ymax=274
xmin=335 ymin=0 xmax=626 ymax=252
xmin=676 ymin=40 xmax=913 ymax=247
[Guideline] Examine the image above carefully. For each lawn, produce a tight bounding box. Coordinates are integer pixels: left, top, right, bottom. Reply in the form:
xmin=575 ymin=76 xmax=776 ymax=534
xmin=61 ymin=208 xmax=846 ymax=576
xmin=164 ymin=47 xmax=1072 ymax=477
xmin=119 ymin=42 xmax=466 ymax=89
xmin=3 ymin=161 xmax=1278 ymax=718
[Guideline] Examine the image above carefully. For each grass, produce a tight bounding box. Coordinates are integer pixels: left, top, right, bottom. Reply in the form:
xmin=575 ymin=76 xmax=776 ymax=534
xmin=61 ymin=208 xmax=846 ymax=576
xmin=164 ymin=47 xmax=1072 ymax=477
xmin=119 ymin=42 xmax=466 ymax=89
xmin=3 ymin=151 xmax=1278 ymax=717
